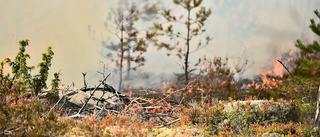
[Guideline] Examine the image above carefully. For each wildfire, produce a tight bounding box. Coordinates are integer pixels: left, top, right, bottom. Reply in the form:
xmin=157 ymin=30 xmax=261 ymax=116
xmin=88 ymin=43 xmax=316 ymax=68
xmin=249 ymin=54 xmax=287 ymax=89
xmin=287 ymin=47 xmax=295 ymax=63
xmin=162 ymin=82 xmax=167 ymax=89
xmin=259 ymin=72 xmax=281 ymax=89
xmin=163 ymin=87 xmax=174 ymax=96
xmin=272 ymin=55 xmax=284 ymax=77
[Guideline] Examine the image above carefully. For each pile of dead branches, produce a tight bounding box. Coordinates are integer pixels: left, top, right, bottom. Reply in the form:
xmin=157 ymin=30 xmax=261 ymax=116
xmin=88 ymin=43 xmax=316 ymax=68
xmin=49 ymin=73 xmax=192 ymax=127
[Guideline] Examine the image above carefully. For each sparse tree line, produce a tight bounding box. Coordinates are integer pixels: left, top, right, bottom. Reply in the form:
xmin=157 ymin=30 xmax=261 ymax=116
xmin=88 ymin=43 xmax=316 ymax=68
xmin=90 ymin=0 xmax=213 ymax=92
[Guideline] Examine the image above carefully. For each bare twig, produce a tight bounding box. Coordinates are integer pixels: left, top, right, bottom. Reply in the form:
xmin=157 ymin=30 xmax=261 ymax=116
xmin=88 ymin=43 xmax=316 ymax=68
xmin=75 ymin=73 xmax=111 ymax=116
xmin=46 ymin=95 xmax=65 ymax=117
xmin=46 ymin=83 xmax=77 ymax=117
xmin=277 ymin=60 xmax=308 ymax=92
xmin=158 ymin=118 xmax=180 ymax=127
xmin=152 ymin=79 xmax=196 ymax=107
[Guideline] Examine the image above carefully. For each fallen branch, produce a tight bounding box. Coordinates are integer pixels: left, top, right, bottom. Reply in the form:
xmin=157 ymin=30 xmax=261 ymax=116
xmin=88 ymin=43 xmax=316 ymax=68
xmin=46 ymin=95 xmax=65 ymax=117
xmin=152 ymin=79 xmax=196 ymax=107
xmin=46 ymin=83 xmax=79 ymax=117
xmin=158 ymin=118 xmax=180 ymax=128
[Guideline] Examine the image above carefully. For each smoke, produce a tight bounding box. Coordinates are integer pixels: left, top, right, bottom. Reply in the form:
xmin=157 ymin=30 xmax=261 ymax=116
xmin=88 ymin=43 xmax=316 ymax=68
xmin=0 ymin=0 xmax=319 ymax=88
xmin=201 ymin=0 xmax=320 ymax=78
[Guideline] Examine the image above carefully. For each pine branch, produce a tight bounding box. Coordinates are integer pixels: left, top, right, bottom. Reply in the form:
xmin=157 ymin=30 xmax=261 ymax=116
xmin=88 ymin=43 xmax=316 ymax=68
xmin=277 ymin=60 xmax=308 ymax=93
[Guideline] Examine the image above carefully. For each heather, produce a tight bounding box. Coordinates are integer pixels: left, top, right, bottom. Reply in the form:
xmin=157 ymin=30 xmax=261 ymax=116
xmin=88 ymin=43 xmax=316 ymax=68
xmin=1 ymin=3 xmax=320 ymax=137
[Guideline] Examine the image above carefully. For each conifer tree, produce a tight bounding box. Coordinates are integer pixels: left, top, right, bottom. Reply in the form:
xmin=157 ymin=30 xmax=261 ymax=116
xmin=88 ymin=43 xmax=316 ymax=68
xmin=294 ymin=10 xmax=320 ymax=79
xmin=94 ymin=1 xmax=158 ymax=92
xmin=32 ymin=46 xmax=54 ymax=95
xmin=147 ymin=0 xmax=212 ymax=84
xmin=3 ymin=39 xmax=56 ymax=96
xmin=5 ymin=39 xmax=34 ymax=92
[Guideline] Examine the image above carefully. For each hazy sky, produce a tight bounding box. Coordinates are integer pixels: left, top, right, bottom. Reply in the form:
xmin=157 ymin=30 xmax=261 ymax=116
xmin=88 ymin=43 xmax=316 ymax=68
xmin=0 ymin=0 xmax=319 ymax=87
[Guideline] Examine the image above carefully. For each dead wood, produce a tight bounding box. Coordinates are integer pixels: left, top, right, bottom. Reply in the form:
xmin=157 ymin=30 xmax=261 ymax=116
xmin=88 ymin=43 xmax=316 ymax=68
xmin=59 ymin=75 xmax=196 ymax=127
xmin=82 ymin=72 xmax=87 ymax=89
xmin=119 ymin=80 xmax=194 ymax=126
xmin=74 ymin=73 xmax=111 ymax=117
xmin=80 ymin=86 xmax=130 ymax=104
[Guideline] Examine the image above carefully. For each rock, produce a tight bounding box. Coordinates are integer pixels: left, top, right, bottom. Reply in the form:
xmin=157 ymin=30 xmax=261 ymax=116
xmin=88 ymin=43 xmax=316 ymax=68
xmin=223 ymin=100 xmax=293 ymax=114
xmin=262 ymin=132 xmax=284 ymax=137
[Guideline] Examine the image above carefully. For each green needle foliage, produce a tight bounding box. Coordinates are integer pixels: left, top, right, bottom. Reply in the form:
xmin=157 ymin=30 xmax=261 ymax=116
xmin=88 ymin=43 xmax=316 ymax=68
xmin=32 ymin=46 xmax=54 ymax=95
xmin=51 ymin=72 xmax=60 ymax=93
xmin=1 ymin=39 xmax=58 ymax=98
xmin=46 ymin=72 xmax=61 ymax=103
xmin=147 ymin=0 xmax=212 ymax=84
xmin=294 ymin=10 xmax=320 ymax=79
xmin=4 ymin=39 xmax=34 ymax=94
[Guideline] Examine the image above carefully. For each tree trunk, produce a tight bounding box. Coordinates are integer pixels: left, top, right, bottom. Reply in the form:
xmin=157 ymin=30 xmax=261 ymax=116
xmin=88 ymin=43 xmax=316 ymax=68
xmin=184 ymin=8 xmax=191 ymax=84
xmin=126 ymin=42 xmax=131 ymax=80
xmin=315 ymin=86 xmax=320 ymax=127
xmin=119 ymin=24 xmax=124 ymax=92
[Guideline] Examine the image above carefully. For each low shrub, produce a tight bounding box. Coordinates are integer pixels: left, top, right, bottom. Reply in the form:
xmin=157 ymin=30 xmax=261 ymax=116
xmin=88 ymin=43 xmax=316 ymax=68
xmin=178 ymin=99 xmax=300 ymax=135
xmin=0 ymin=96 xmax=68 ymax=136
xmin=248 ymin=122 xmax=318 ymax=136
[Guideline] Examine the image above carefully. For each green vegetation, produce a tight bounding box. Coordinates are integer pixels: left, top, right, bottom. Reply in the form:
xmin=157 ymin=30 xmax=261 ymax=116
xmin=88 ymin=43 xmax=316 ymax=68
xmin=294 ymin=10 xmax=320 ymax=79
xmin=1 ymin=5 xmax=320 ymax=137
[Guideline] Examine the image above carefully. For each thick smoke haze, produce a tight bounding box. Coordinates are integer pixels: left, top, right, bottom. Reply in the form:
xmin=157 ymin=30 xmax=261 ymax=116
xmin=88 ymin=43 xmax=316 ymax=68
xmin=0 ymin=0 xmax=319 ymax=88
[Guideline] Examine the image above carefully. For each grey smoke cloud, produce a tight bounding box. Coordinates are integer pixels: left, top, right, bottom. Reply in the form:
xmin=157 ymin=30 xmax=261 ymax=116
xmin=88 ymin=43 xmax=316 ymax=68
xmin=0 ymin=0 xmax=319 ymax=88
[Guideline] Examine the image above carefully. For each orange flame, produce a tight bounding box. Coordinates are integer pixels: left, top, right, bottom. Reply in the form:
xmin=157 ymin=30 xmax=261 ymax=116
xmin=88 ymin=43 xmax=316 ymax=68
xmin=272 ymin=55 xmax=283 ymax=77
xmin=249 ymin=55 xmax=285 ymax=90
xmin=162 ymin=82 xmax=167 ymax=89
xmin=167 ymin=87 xmax=174 ymax=93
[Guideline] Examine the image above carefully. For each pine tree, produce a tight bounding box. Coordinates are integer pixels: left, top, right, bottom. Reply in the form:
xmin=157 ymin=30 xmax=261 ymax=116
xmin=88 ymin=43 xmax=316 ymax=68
xmin=147 ymin=0 xmax=212 ymax=84
xmin=95 ymin=1 xmax=157 ymax=92
xmin=294 ymin=10 xmax=320 ymax=78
